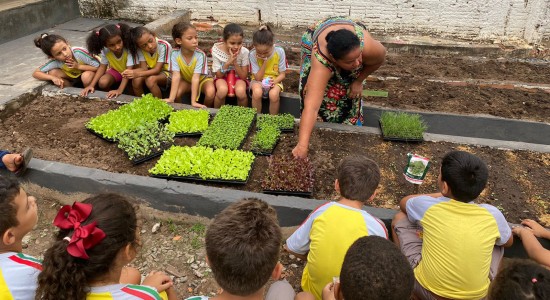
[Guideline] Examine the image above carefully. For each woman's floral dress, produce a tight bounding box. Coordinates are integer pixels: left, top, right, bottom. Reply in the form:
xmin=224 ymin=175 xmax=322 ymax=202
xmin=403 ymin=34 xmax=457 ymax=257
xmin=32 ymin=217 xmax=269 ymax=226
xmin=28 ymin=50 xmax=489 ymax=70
xmin=299 ymin=16 xmax=366 ymax=125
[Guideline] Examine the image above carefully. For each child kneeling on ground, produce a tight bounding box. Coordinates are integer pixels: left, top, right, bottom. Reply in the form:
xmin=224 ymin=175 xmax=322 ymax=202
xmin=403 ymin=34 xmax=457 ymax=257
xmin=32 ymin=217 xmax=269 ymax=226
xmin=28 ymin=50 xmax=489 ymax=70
xmin=392 ymin=150 xmax=513 ymax=300
xmin=285 ymin=155 xmax=388 ymax=300
xmin=185 ymin=198 xmax=294 ymax=300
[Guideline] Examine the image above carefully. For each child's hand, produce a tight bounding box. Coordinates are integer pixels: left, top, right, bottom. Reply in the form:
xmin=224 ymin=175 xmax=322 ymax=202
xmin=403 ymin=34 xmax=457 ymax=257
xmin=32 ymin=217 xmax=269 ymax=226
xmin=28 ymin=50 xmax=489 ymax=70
xmin=521 ymin=219 xmax=548 ymax=237
xmin=321 ymin=282 xmax=337 ymax=300
xmin=142 ymin=270 xmax=174 ymax=293
xmin=52 ymin=77 xmax=64 ymax=89
xmin=227 ymin=49 xmax=238 ymax=66
xmin=163 ymin=98 xmax=175 ymax=103
xmin=122 ymin=69 xmax=138 ymax=79
xmin=65 ymin=58 xmax=79 ymax=70
xmin=192 ymin=102 xmax=207 ymax=109
xmin=107 ymin=89 xmax=121 ymax=99
xmin=81 ymin=86 xmax=95 ymax=96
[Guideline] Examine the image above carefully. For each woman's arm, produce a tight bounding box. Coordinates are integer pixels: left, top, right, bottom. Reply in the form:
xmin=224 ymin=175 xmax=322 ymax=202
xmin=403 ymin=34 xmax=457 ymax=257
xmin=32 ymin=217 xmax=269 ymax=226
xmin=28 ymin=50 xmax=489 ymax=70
xmin=292 ymin=57 xmax=332 ymax=158
xmin=349 ymin=32 xmax=386 ymax=98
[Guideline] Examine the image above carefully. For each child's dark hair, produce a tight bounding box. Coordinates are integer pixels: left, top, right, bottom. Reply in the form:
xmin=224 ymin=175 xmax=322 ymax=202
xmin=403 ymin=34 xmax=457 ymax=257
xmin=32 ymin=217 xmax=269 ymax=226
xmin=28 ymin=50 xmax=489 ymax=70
xmin=252 ymin=24 xmax=274 ymax=46
xmin=33 ymin=33 xmax=68 ymax=57
xmin=340 ymin=236 xmax=414 ymax=300
xmin=337 ymin=155 xmax=380 ymax=203
xmin=0 ymin=176 xmax=21 ymax=236
xmin=172 ymin=22 xmax=195 ymax=41
xmin=223 ymin=23 xmax=244 ymax=41
xmin=86 ymin=23 xmax=131 ymax=56
xmin=325 ymin=29 xmax=360 ymax=60
xmin=441 ymin=150 xmax=488 ymax=202
xmin=127 ymin=26 xmax=155 ymax=60
xmin=35 ymin=193 xmax=138 ymax=300
xmin=488 ymin=259 xmax=550 ymax=300
xmin=205 ymin=198 xmax=281 ymax=296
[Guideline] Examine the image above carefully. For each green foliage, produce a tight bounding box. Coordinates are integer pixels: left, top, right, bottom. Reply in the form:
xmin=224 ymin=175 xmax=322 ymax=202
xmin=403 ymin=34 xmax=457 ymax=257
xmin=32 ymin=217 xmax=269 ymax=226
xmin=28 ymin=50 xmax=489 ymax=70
xmin=86 ymin=94 xmax=173 ymax=140
xmin=408 ymin=160 xmax=427 ymax=176
xmin=380 ymin=112 xmax=427 ymax=139
xmin=167 ymin=109 xmax=210 ymax=134
xmin=149 ymin=146 xmax=255 ymax=181
xmin=117 ymin=122 xmax=174 ymax=160
xmin=257 ymin=114 xmax=295 ymax=131
xmin=189 ymin=223 xmax=206 ymax=235
xmin=197 ymin=105 xmax=256 ymax=149
xmin=251 ymin=125 xmax=280 ymax=152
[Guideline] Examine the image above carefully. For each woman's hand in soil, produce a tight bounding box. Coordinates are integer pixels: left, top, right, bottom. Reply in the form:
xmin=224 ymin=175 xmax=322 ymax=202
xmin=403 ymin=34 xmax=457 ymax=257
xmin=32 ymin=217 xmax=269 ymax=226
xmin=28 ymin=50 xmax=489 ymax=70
xmin=192 ymin=101 xmax=207 ymax=109
xmin=292 ymin=143 xmax=308 ymax=159
xmin=349 ymin=80 xmax=363 ymax=99
xmin=80 ymin=85 xmax=95 ymax=97
xmin=142 ymin=270 xmax=173 ymax=292
xmin=107 ymin=89 xmax=121 ymax=99
xmin=52 ymin=77 xmax=64 ymax=89
xmin=521 ymin=219 xmax=549 ymax=238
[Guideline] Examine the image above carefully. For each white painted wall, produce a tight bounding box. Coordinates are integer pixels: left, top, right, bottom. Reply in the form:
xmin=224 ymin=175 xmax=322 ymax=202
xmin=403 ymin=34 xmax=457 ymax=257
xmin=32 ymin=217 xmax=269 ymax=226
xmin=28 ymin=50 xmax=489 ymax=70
xmin=78 ymin=0 xmax=550 ymax=43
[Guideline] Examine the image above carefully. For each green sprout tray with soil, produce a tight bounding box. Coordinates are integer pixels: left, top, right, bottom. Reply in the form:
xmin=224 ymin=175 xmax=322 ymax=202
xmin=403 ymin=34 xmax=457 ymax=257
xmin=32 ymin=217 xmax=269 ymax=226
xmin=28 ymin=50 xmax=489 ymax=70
xmin=379 ymin=111 xmax=427 ymax=142
xmin=1 ymin=95 xmax=549 ymax=225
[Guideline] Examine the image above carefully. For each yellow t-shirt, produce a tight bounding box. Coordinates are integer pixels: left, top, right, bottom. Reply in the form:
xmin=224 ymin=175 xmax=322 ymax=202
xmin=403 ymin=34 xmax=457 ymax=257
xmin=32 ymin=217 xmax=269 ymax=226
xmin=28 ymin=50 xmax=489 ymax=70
xmin=286 ymin=202 xmax=388 ymax=300
xmin=406 ymin=197 xmax=511 ymax=299
xmin=138 ymin=38 xmax=171 ymax=73
xmin=170 ymin=48 xmax=212 ymax=102
xmin=100 ymin=48 xmax=135 ymax=73
xmin=249 ymin=45 xmax=287 ymax=80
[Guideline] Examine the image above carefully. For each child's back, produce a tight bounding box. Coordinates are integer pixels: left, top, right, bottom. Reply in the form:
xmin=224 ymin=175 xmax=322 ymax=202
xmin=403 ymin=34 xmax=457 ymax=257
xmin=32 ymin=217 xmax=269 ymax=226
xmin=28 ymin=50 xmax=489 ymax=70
xmin=286 ymin=156 xmax=387 ymax=300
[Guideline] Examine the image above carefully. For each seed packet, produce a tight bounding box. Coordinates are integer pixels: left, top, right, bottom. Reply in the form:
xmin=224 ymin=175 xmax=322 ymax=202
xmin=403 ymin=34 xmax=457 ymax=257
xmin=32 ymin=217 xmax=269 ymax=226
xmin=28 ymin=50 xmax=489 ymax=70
xmin=404 ymin=153 xmax=430 ymax=184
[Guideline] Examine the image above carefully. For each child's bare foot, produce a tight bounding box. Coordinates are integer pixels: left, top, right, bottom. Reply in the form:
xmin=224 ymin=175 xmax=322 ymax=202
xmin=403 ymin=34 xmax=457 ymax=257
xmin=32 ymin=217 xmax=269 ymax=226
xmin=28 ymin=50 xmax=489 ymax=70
xmin=2 ymin=148 xmax=32 ymax=175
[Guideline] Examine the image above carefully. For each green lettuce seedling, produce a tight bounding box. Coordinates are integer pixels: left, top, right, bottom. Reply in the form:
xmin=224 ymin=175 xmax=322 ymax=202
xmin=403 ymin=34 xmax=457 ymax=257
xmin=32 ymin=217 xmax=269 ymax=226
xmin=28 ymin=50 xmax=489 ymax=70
xmin=167 ymin=109 xmax=210 ymax=134
xmin=251 ymin=125 xmax=280 ymax=152
xmin=257 ymin=114 xmax=294 ymax=131
xmin=117 ymin=122 xmax=174 ymax=160
xmin=198 ymin=105 xmax=256 ymax=149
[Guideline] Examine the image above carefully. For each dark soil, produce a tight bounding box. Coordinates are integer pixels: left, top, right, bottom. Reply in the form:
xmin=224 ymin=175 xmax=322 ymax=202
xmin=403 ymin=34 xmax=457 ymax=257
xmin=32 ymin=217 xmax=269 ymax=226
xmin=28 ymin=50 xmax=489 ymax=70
xmin=281 ymin=68 xmax=550 ymax=123
xmin=1 ymin=95 xmax=548 ymax=224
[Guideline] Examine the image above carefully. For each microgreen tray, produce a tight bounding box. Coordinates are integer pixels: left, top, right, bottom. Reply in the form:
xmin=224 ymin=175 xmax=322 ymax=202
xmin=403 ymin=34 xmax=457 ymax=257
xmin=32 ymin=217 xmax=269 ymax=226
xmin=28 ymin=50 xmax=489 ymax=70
xmin=86 ymin=128 xmax=116 ymax=143
xmin=379 ymin=121 xmax=424 ymax=143
xmin=128 ymin=142 xmax=173 ymax=165
xmin=151 ymin=162 xmax=254 ymax=185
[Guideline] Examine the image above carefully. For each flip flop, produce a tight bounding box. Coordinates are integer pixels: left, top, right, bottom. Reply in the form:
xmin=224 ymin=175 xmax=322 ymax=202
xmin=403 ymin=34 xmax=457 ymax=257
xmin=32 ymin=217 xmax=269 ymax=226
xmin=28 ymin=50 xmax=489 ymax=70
xmin=14 ymin=148 xmax=33 ymax=177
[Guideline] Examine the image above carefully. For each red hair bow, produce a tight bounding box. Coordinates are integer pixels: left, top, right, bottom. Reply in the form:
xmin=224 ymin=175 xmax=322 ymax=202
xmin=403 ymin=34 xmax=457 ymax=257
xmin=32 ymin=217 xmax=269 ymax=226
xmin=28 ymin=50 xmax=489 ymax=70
xmin=53 ymin=202 xmax=106 ymax=259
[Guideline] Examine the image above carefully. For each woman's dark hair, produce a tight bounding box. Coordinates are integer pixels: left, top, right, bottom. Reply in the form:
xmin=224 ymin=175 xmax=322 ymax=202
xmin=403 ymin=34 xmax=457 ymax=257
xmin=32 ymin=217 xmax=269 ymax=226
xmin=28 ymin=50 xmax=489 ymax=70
xmin=127 ymin=26 xmax=155 ymax=60
xmin=33 ymin=34 xmax=68 ymax=57
xmin=171 ymin=22 xmax=195 ymax=41
xmin=223 ymin=23 xmax=244 ymax=41
xmin=488 ymin=259 xmax=550 ymax=300
xmin=35 ymin=194 xmax=138 ymax=300
xmin=86 ymin=23 xmax=131 ymax=56
xmin=0 ymin=176 xmax=21 ymax=236
xmin=252 ymin=24 xmax=274 ymax=46
xmin=325 ymin=29 xmax=360 ymax=60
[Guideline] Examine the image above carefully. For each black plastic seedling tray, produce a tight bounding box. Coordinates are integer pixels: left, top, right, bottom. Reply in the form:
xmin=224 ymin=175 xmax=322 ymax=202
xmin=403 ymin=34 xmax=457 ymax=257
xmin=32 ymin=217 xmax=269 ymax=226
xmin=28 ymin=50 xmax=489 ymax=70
xmin=379 ymin=121 xmax=424 ymax=143
xmin=87 ymin=128 xmax=116 ymax=143
xmin=262 ymin=189 xmax=313 ymax=197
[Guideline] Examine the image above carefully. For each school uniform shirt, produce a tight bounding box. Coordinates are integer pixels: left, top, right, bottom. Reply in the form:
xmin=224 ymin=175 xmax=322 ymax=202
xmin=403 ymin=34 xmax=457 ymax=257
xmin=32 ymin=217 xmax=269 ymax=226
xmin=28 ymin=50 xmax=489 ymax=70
xmin=99 ymin=48 xmax=136 ymax=73
xmin=286 ymin=202 xmax=388 ymax=300
xmin=170 ymin=48 xmax=212 ymax=102
xmin=87 ymin=284 xmax=167 ymax=300
xmin=211 ymin=42 xmax=250 ymax=73
xmin=39 ymin=47 xmax=99 ymax=78
xmin=184 ymin=297 xmax=208 ymax=300
xmin=0 ymin=252 xmax=42 ymax=300
xmin=406 ymin=196 xmax=512 ymax=299
xmin=137 ymin=38 xmax=171 ymax=75
xmin=249 ymin=45 xmax=287 ymax=81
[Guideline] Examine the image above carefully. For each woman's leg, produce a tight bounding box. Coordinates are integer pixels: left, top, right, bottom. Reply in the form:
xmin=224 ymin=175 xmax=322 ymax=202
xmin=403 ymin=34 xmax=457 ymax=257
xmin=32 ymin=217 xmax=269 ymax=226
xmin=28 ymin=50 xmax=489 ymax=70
xmin=145 ymin=73 xmax=168 ymax=98
xmin=268 ymin=85 xmax=282 ymax=115
xmin=250 ymin=82 xmax=263 ymax=113
xmin=235 ymin=80 xmax=248 ymax=107
xmin=214 ymin=79 xmax=228 ymax=108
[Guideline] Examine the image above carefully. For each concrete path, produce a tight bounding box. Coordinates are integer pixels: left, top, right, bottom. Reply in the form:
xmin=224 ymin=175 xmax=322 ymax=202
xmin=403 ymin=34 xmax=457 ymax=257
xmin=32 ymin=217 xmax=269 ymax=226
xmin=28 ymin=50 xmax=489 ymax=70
xmin=0 ymin=17 xmax=141 ymax=106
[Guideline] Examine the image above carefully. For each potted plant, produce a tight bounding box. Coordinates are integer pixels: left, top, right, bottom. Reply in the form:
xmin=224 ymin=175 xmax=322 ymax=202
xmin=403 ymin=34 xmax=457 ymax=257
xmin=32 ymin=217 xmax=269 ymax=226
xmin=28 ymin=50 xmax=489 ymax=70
xmin=262 ymin=155 xmax=314 ymax=197
xmin=379 ymin=111 xmax=427 ymax=142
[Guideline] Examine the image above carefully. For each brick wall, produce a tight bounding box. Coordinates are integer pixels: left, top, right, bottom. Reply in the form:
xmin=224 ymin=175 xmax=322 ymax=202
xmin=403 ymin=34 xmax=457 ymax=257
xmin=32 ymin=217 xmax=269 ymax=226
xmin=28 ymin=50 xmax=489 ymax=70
xmin=78 ymin=0 xmax=550 ymax=43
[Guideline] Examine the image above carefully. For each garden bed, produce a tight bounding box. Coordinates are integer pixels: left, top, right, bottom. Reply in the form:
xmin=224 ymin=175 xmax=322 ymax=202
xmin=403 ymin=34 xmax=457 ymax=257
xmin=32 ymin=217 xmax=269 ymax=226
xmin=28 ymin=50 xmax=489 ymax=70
xmin=0 ymin=95 xmax=548 ymax=224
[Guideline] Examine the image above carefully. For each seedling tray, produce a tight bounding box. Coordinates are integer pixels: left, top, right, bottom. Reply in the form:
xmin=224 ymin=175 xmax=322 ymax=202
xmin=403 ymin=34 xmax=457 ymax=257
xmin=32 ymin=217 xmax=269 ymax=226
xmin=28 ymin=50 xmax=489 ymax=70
xmin=151 ymin=162 xmax=253 ymax=185
xmin=174 ymin=132 xmax=204 ymax=138
xmin=379 ymin=121 xmax=424 ymax=143
xmin=280 ymin=126 xmax=295 ymax=133
xmin=199 ymin=118 xmax=255 ymax=150
xmin=262 ymin=189 xmax=313 ymax=197
xmin=128 ymin=143 xmax=173 ymax=165
xmin=87 ymin=128 xmax=116 ymax=143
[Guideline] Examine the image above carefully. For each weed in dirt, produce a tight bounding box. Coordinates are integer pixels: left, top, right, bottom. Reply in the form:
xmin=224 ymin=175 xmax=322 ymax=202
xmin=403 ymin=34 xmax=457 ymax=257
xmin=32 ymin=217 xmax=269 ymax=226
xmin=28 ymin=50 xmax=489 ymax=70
xmin=190 ymin=223 xmax=206 ymax=235
xmin=167 ymin=219 xmax=178 ymax=234
xmin=191 ymin=236 xmax=203 ymax=250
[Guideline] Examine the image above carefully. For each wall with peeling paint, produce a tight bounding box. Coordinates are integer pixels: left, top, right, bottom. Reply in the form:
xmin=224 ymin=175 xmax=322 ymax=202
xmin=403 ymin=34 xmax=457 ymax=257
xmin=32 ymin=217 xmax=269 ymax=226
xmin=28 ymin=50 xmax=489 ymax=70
xmin=78 ymin=0 xmax=550 ymax=43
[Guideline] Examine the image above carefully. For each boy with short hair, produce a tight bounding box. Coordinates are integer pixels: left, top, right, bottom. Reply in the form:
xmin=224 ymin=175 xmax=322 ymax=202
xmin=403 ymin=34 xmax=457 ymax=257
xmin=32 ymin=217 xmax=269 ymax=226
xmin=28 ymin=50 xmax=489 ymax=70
xmin=392 ymin=150 xmax=513 ymax=300
xmin=0 ymin=176 xmax=41 ymax=300
xmin=285 ymin=155 xmax=388 ymax=300
xmin=296 ymin=235 xmax=415 ymax=300
xmin=185 ymin=198 xmax=294 ymax=300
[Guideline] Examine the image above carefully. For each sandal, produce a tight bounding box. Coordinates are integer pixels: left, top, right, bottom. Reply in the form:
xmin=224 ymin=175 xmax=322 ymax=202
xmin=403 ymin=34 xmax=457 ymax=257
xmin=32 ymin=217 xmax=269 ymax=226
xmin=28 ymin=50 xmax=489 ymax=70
xmin=14 ymin=148 xmax=33 ymax=177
